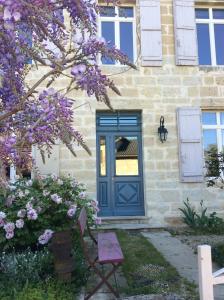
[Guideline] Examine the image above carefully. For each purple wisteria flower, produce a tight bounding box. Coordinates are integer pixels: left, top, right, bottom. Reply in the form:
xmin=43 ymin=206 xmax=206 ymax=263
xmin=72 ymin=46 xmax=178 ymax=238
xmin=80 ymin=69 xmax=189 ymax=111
xmin=51 ymin=193 xmax=62 ymax=204
xmin=16 ymin=219 xmax=24 ymax=229
xmin=38 ymin=229 xmax=54 ymax=245
xmin=27 ymin=208 xmax=38 ymax=220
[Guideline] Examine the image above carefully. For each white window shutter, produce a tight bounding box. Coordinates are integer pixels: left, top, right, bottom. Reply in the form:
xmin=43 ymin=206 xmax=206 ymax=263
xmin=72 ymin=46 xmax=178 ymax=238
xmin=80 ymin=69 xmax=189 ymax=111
xmin=173 ymin=0 xmax=198 ymax=65
xmin=32 ymin=145 xmax=59 ymax=177
xmin=140 ymin=0 xmax=162 ymax=66
xmin=177 ymin=107 xmax=204 ymax=183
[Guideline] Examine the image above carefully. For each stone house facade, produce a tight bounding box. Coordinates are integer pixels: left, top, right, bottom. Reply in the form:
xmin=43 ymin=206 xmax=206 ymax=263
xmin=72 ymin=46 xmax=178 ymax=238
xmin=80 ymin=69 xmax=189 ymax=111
xmin=32 ymin=0 xmax=224 ymax=227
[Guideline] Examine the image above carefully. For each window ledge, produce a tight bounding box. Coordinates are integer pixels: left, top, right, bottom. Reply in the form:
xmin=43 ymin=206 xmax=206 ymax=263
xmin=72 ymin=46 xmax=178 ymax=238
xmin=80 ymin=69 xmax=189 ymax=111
xmin=199 ymin=66 xmax=224 ymax=72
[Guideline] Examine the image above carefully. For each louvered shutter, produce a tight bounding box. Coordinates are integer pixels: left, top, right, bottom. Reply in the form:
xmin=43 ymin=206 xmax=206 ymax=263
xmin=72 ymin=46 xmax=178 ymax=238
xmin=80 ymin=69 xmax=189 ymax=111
xmin=140 ymin=0 xmax=162 ymax=66
xmin=32 ymin=145 xmax=59 ymax=176
xmin=173 ymin=0 xmax=198 ymax=65
xmin=177 ymin=107 xmax=204 ymax=182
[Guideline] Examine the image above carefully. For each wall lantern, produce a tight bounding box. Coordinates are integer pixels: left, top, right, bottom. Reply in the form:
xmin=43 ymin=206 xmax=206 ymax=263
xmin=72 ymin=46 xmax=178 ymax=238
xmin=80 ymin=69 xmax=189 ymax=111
xmin=158 ymin=116 xmax=168 ymax=143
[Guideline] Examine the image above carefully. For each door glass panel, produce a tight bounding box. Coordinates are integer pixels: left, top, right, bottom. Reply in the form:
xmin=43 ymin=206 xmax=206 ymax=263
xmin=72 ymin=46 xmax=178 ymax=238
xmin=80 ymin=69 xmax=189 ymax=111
xmin=100 ymin=137 xmax=106 ymax=176
xmin=115 ymin=136 xmax=139 ymax=176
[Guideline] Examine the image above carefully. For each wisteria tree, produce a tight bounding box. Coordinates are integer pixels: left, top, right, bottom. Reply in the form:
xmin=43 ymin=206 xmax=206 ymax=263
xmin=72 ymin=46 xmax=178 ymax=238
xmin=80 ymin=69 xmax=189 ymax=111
xmin=0 ymin=0 xmax=135 ymax=185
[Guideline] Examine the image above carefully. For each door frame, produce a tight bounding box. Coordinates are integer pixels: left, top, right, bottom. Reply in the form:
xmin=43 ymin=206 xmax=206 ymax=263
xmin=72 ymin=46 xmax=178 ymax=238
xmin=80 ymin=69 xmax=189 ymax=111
xmin=96 ymin=111 xmax=145 ymax=217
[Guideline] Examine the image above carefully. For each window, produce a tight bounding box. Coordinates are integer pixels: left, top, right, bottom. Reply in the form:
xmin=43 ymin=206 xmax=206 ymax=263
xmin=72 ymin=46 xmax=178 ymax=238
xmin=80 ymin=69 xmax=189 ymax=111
xmin=99 ymin=6 xmax=136 ymax=65
xmin=202 ymin=112 xmax=224 ymax=176
xmin=196 ymin=8 xmax=224 ymax=65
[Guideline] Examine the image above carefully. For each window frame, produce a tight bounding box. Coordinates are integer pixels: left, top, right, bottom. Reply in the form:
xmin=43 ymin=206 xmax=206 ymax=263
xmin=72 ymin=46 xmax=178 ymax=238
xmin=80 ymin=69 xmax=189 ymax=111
xmin=98 ymin=5 xmax=137 ymax=66
xmin=202 ymin=111 xmax=224 ymax=154
xmin=196 ymin=7 xmax=224 ymax=66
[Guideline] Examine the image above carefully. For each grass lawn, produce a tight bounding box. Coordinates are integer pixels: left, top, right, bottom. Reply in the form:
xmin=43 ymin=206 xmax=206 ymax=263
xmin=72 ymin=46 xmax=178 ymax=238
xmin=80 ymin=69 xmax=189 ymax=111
xmin=116 ymin=230 xmax=198 ymax=299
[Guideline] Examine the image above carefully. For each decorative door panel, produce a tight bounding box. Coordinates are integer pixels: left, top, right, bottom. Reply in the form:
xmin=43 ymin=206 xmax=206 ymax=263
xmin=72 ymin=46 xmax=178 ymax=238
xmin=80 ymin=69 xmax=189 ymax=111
xmin=96 ymin=112 xmax=144 ymax=216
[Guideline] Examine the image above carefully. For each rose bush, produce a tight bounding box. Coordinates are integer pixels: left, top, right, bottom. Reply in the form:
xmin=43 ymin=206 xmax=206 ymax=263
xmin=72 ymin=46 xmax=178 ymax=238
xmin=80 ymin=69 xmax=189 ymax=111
xmin=0 ymin=175 xmax=100 ymax=249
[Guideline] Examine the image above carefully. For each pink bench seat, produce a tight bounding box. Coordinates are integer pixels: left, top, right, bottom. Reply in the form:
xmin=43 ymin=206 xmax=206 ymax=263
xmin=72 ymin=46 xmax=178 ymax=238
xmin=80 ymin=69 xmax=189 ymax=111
xmin=98 ymin=232 xmax=124 ymax=264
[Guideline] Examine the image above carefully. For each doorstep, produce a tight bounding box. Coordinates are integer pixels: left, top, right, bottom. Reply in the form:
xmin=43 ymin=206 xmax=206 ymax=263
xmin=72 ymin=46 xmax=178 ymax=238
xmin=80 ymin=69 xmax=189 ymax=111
xmin=99 ymin=216 xmax=152 ymax=230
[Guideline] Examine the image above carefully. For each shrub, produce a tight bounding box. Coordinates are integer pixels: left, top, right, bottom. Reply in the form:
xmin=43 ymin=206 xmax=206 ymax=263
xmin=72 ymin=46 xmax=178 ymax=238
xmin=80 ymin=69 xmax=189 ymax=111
xmin=212 ymin=243 xmax=224 ymax=266
xmin=0 ymin=175 xmax=100 ymax=249
xmin=179 ymin=199 xmax=224 ymax=234
xmin=0 ymin=232 xmax=88 ymax=299
xmin=0 ymin=248 xmax=53 ymax=285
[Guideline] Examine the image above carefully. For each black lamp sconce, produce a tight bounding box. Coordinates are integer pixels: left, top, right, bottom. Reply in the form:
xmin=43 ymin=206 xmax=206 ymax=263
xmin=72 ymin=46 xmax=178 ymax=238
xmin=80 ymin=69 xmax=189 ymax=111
xmin=158 ymin=116 xmax=168 ymax=143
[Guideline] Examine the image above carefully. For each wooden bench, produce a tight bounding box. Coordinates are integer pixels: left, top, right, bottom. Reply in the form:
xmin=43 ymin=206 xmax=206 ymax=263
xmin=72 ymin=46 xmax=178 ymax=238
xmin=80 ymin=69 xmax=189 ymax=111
xmin=77 ymin=207 xmax=124 ymax=300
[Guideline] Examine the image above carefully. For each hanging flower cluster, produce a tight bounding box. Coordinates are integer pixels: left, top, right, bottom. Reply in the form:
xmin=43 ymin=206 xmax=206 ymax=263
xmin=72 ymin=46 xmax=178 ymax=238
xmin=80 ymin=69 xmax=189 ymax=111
xmin=0 ymin=175 xmax=101 ymax=248
xmin=0 ymin=0 xmax=136 ymax=180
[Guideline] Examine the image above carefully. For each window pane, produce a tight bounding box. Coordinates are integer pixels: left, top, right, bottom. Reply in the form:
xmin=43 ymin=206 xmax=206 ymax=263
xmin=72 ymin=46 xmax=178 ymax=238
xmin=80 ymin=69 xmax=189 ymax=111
xmin=213 ymin=9 xmax=224 ymax=19
xmin=120 ymin=22 xmax=134 ymax=62
xmin=222 ymin=130 xmax=224 ymax=151
xmin=197 ymin=24 xmax=211 ymax=65
xmin=214 ymin=24 xmax=224 ymax=65
xmin=100 ymin=137 xmax=106 ymax=176
xmin=203 ymin=129 xmax=217 ymax=152
xmin=101 ymin=22 xmax=115 ymax=64
xmin=195 ymin=9 xmax=209 ymax=19
xmin=119 ymin=7 xmax=134 ymax=18
xmin=115 ymin=136 xmax=139 ymax=176
xmin=202 ymin=112 xmax=217 ymax=125
xmin=220 ymin=112 xmax=224 ymax=125
xmin=100 ymin=6 xmax=115 ymax=17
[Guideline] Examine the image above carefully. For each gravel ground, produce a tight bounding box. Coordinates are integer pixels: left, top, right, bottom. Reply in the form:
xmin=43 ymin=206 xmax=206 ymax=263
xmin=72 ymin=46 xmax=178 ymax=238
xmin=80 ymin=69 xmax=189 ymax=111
xmin=170 ymin=232 xmax=224 ymax=253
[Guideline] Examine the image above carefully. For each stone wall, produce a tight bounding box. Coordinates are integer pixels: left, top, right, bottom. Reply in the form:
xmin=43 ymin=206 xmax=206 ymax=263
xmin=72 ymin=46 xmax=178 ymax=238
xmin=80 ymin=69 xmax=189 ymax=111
xmin=31 ymin=0 xmax=224 ymax=227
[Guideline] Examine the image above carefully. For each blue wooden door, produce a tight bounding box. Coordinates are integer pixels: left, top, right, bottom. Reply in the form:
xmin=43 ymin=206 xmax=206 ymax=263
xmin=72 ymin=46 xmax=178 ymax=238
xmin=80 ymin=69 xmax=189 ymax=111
xmin=97 ymin=113 xmax=145 ymax=216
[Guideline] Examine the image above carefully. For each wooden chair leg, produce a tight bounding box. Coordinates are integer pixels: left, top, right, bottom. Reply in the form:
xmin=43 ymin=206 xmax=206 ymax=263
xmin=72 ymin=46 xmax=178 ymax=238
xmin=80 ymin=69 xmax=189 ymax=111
xmin=85 ymin=263 xmax=121 ymax=300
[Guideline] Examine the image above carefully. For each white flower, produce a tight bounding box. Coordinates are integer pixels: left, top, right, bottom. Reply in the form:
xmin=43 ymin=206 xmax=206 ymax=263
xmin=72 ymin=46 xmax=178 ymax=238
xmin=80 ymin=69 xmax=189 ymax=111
xmin=26 ymin=180 xmax=33 ymax=187
xmin=71 ymin=180 xmax=78 ymax=188
xmin=43 ymin=190 xmax=50 ymax=197
xmin=57 ymin=179 xmax=63 ymax=186
xmin=16 ymin=219 xmax=24 ymax=229
xmin=50 ymin=174 xmax=57 ymax=181
xmin=0 ymin=211 xmax=6 ymax=219
xmin=17 ymin=209 xmax=26 ymax=218
xmin=17 ymin=190 xmax=24 ymax=198
xmin=26 ymin=201 xmax=33 ymax=210
xmin=51 ymin=194 xmax=62 ymax=204
xmin=24 ymin=189 xmax=29 ymax=195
